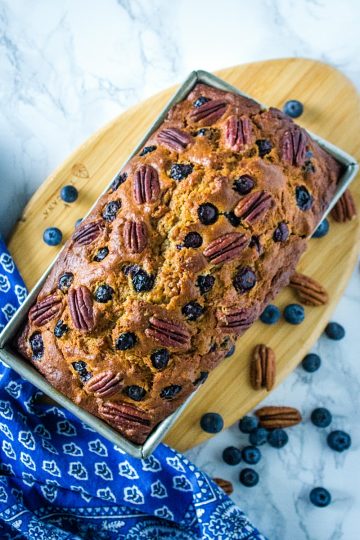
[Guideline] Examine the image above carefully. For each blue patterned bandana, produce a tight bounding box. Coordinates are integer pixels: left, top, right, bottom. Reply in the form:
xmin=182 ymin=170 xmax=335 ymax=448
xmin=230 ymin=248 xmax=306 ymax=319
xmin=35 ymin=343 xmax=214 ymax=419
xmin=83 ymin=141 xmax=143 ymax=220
xmin=0 ymin=237 xmax=265 ymax=539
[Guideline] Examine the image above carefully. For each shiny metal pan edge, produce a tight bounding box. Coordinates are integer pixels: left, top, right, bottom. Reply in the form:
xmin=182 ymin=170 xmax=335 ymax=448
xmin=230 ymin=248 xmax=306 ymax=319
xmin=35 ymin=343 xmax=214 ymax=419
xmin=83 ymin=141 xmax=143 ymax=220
xmin=0 ymin=69 xmax=358 ymax=458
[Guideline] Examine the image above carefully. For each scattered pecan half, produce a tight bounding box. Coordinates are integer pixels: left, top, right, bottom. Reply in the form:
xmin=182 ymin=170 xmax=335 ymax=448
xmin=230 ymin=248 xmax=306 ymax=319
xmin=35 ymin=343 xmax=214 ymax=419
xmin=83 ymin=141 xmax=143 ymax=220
xmin=29 ymin=294 xmax=63 ymax=327
xmin=145 ymin=316 xmax=191 ymax=349
xmin=68 ymin=286 xmax=95 ymax=332
xmin=281 ymin=127 xmax=307 ymax=167
xmin=203 ymin=232 xmax=249 ymax=264
xmin=85 ymin=371 xmax=124 ymax=398
xmin=255 ymin=406 xmax=302 ymax=428
xmin=123 ymin=220 xmax=148 ymax=253
xmin=250 ymin=344 xmax=276 ymax=391
xmin=330 ymin=189 xmax=357 ymax=223
xmin=234 ymin=191 xmax=274 ymax=224
xmin=289 ymin=272 xmax=328 ymax=306
xmin=213 ymin=477 xmax=234 ymax=495
xmin=134 ymin=165 xmax=160 ymax=204
xmin=225 ymin=115 xmax=253 ymax=151
xmin=189 ymin=99 xmax=227 ymax=125
xmin=72 ymin=221 xmax=104 ymax=246
xmin=157 ymin=127 xmax=193 ymax=152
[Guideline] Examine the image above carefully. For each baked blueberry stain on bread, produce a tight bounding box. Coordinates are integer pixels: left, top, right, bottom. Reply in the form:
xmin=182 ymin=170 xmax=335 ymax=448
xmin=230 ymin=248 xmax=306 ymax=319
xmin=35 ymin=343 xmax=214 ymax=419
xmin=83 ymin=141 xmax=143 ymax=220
xmin=17 ymin=83 xmax=342 ymax=444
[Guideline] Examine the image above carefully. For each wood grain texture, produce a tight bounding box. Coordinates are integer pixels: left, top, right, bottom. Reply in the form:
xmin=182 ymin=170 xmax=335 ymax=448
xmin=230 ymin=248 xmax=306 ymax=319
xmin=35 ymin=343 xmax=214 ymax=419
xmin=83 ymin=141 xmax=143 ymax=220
xmin=8 ymin=58 xmax=360 ymax=452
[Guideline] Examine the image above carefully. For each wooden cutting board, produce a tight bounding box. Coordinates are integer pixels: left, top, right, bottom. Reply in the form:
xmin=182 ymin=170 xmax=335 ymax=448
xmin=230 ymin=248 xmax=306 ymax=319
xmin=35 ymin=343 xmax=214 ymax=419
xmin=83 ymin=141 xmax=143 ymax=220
xmin=8 ymin=59 xmax=360 ymax=452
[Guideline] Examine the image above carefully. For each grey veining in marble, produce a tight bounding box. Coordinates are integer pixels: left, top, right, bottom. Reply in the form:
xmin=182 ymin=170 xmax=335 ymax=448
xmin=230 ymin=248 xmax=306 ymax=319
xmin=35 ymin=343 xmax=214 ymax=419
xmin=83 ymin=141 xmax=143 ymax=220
xmin=0 ymin=1 xmax=359 ymax=538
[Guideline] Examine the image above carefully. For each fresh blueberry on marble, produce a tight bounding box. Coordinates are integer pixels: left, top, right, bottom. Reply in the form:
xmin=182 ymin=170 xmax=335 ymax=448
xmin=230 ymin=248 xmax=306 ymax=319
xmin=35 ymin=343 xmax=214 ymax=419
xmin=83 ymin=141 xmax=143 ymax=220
xmin=283 ymin=99 xmax=304 ymax=118
xmin=325 ymin=322 xmax=345 ymax=340
xmin=115 ymin=332 xmax=137 ymax=350
xmin=260 ymin=304 xmax=281 ymax=325
xmin=301 ymin=353 xmax=321 ymax=372
xmin=94 ymin=284 xmax=114 ymax=303
xmin=54 ymin=320 xmax=69 ymax=338
xmin=169 ymin=163 xmax=193 ymax=181
xmin=182 ymin=301 xmax=204 ymax=321
xmin=60 ymin=185 xmax=78 ymax=203
xmin=197 ymin=275 xmax=215 ymax=295
xmin=295 ymin=186 xmax=313 ymax=211
xmin=242 ymin=446 xmax=261 ymax=465
xmin=309 ymin=487 xmax=331 ymax=507
xmin=160 ymin=385 xmax=182 ymax=400
xmin=222 ymin=446 xmax=242 ymax=465
xmin=312 ymin=218 xmax=329 ymax=238
xmin=29 ymin=332 xmax=44 ymax=360
xmin=200 ymin=413 xmax=224 ymax=434
xmin=193 ymin=96 xmax=211 ymax=108
xmin=256 ymin=139 xmax=272 ymax=157
xmin=139 ymin=145 xmax=157 ymax=156
xmin=225 ymin=344 xmax=236 ymax=358
xmin=184 ymin=232 xmax=203 ymax=248
xmin=43 ymin=227 xmax=62 ymax=246
xmin=311 ymin=407 xmax=332 ymax=428
xmin=284 ymin=303 xmax=305 ymax=324
xmin=267 ymin=428 xmax=289 ymax=448
xmin=125 ymin=385 xmax=146 ymax=401
xmin=239 ymin=416 xmax=259 ymax=434
xmin=131 ymin=268 xmax=155 ymax=292
xmin=249 ymin=427 xmax=268 ymax=446
xmin=151 ymin=349 xmax=170 ymax=370
xmin=198 ymin=203 xmax=219 ymax=225
xmin=233 ymin=175 xmax=255 ymax=195
xmin=93 ymin=247 xmax=109 ymax=262
xmin=239 ymin=468 xmax=259 ymax=487
xmin=327 ymin=430 xmax=351 ymax=452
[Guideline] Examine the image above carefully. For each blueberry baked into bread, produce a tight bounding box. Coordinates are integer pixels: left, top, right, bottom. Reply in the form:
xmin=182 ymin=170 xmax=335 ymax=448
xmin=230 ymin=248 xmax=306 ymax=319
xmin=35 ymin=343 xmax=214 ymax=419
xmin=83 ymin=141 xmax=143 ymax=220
xmin=17 ymin=83 xmax=342 ymax=444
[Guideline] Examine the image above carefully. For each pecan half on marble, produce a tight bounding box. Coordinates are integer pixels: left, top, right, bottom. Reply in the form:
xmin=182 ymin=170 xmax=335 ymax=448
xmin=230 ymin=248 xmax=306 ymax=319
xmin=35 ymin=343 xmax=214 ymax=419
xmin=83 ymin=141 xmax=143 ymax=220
xmin=250 ymin=344 xmax=276 ymax=391
xmin=134 ymin=165 xmax=160 ymax=204
xmin=203 ymin=232 xmax=249 ymax=265
xmin=225 ymin=115 xmax=253 ymax=151
xmin=234 ymin=191 xmax=274 ymax=224
xmin=124 ymin=220 xmax=148 ymax=254
xmin=330 ymin=189 xmax=357 ymax=222
xmin=99 ymin=401 xmax=152 ymax=442
xmin=68 ymin=286 xmax=95 ymax=331
xmin=85 ymin=371 xmax=124 ymax=398
xmin=157 ymin=127 xmax=193 ymax=152
xmin=29 ymin=294 xmax=63 ymax=327
xmin=281 ymin=127 xmax=307 ymax=167
xmin=213 ymin=477 xmax=234 ymax=495
xmin=255 ymin=406 xmax=302 ymax=428
xmin=289 ymin=272 xmax=328 ymax=306
xmin=72 ymin=221 xmax=104 ymax=246
xmin=145 ymin=316 xmax=191 ymax=349
xmin=189 ymin=99 xmax=227 ymax=125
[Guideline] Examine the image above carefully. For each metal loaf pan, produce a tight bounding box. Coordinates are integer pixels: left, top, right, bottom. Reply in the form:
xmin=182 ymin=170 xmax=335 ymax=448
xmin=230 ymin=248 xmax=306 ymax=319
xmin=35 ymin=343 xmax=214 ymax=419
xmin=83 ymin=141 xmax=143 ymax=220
xmin=0 ymin=70 xmax=358 ymax=458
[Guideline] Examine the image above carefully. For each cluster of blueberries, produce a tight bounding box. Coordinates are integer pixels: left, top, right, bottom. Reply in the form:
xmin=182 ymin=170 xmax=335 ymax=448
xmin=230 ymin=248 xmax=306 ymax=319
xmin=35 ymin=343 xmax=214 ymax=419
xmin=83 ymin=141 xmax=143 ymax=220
xmin=43 ymin=185 xmax=79 ymax=246
xmin=200 ymin=322 xmax=350 ymax=506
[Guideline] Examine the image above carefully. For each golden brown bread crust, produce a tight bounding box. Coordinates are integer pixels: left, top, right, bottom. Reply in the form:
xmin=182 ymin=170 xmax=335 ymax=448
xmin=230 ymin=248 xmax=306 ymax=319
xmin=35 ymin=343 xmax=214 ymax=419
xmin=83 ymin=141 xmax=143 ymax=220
xmin=16 ymin=83 xmax=342 ymax=444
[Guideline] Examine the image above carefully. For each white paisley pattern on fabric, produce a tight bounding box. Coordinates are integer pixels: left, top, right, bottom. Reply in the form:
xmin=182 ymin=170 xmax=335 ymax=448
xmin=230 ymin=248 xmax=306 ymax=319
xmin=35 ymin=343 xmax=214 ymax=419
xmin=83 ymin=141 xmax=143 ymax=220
xmin=0 ymin=237 xmax=267 ymax=540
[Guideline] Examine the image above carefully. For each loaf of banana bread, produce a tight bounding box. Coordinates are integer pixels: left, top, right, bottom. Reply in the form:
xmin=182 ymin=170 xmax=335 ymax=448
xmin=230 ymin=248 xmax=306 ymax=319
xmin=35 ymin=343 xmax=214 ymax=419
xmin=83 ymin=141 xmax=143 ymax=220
xmin=17 ymin=83 xmax=342 ymax=444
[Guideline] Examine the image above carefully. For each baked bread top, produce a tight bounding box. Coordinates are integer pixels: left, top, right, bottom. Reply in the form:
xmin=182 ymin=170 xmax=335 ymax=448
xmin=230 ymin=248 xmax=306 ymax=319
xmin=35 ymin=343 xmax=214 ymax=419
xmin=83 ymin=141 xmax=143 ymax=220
xmin=17 ymin=83 xmax=342 ymax=444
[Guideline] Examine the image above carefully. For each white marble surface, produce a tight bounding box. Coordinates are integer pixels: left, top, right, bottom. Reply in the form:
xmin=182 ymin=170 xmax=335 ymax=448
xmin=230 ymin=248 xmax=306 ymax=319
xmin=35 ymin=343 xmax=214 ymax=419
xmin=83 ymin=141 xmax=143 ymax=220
xmin=0 ymin=0 xmax=359 ymax=538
